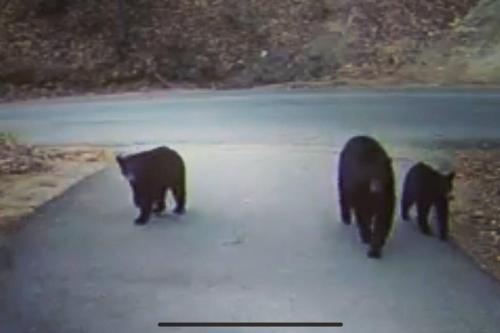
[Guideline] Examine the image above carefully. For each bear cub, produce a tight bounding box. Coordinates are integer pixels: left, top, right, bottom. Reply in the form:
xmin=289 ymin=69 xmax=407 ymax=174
xmin=338 ymin=136 xmax=395 ymax=259
xmin=401 ymin=162 xmax=454 ymax=240
xmin=117 ymin=146 xmax=186 ymax=225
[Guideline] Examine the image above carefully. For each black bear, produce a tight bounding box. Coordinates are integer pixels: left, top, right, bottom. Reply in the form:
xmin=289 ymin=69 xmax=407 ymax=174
xmin=116 ymin=146 xmax=186 ymax=225
xmin=338 ymin=136 xmax=395 ymax=258
xmin=401 ymin=162 xmax=454 ymax=241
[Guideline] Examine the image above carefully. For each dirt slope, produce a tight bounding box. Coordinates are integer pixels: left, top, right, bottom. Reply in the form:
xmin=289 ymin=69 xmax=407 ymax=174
xmin=1 ymin=0 xmax=487 ymax=100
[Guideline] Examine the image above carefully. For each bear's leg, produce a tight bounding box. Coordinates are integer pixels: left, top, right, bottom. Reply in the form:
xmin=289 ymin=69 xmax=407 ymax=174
xmin=435 ymin=199 xmax=449 ymax=241
xmin=368 ymin=241 xmax=381 ymax=258
xmin=338 ymin=177 xmax=352 ymax=225
xmin=368 ymin=220 xmax=386 ymax=259
xmin=416 ymin=201 xmax=432 ymax=236
xmin=359 ymin=222 xmax=372 ymax=244
xmin=368 ymin=202 xmax=394 ymax=259
xmin=339 ymin=192 xmax=352 ymax=225
xmin=374 ymin=210 xmax=394 ymax=250
xmin=340 ymin=194 xmax=352 ymax=225
xmin=401 ymin=193 xmax=413 ymax=221
xmin=354 ymin=205 xmax=372 ymax=244
xmin=172 ymin=182 xmax=186 ymax=214
xmin=153 ymin=185 xmax=167 ymax=214
xmin=135 ymin=199 xmax=152 ymax=225
xmin=369 ymin=214 xmax=390 ymax=259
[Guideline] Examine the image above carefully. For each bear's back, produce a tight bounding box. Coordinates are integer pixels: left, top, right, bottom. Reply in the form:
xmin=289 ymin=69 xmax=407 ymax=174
xmin=126 ymin=146 xmax=183 ymax=183
xmin=406 ymin=162 xmax=450 ymax=199
xmin=339 ymin=136 xmax=393 ymax=189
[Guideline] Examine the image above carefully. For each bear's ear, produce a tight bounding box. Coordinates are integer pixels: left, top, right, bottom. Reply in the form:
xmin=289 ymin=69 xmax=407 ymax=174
xmin=116 ymin=154 xmax=127 ymax=170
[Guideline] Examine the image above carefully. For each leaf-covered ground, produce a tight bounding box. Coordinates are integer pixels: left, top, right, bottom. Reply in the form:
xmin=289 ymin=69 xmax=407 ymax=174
xmin=453 ymin=149 xmax=500 ymax=281
xmin=0 ymin=0 xmax=487 ymax=101
xmin=0 ymin=134 xmax=110 ymax=231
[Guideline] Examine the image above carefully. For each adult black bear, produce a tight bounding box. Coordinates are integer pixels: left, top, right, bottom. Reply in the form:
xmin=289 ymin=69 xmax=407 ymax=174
xmin=116 ymin=146 xmax=186 ymax=225
xmin=338 ymin=136 xmax=395 ymax=258
xmin=401 ymin=162 xmax=454 ymax=241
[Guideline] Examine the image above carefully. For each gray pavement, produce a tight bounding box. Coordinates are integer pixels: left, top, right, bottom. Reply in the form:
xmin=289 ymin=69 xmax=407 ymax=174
xmin=1 ymin=146 xmax=499 ymax=333
xmin=1 ymin=88 xmax=500 ymax=149
xmin=1 ymin=89 xmax=500 ymax=332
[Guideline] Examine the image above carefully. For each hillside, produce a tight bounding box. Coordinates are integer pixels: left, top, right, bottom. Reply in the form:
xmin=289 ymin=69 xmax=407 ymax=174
xmin=1 ymin=0 xmax=496 ymax=100
xmin=401 ymin=0 xmax=500 ymax=84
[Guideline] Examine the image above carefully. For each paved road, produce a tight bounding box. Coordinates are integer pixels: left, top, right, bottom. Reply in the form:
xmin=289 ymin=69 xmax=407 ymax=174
xmin=1 ymin=89 xmax=500 ymax=332
xmin=1 ymin=88 xmax=500 ymax=148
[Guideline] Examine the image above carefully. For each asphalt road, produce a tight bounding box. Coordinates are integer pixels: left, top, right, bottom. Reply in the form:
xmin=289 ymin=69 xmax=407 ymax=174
xmin=1 ymin=89 xmax=500 ymax=332
xmin=1 ymin=88 xmax=500 ymax=148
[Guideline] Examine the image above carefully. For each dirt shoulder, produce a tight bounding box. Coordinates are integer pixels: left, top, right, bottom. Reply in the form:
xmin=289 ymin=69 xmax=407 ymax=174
xmin=0 ymin=137 xmax=112 ymax=233
xmin=452 ymin=149 xmax=500 ymax=281
xmin=3 ymin=79 xmax=500 ymax=106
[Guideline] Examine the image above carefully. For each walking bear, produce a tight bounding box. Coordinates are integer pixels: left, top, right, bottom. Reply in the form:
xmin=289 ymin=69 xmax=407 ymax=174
xmin=117 ymin=146 xmax=186 ymax=225
xmin=338 ymin=136 xmax=395 ymax=258
xmin=401 ymin=162 xmax=454 ymax=240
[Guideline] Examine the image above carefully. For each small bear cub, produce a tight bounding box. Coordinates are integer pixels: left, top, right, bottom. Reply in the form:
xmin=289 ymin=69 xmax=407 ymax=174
xmin=401 ymin=162 xmax=454 ymax=240
xmin=116 ymin=146 xmax=186 ymax=225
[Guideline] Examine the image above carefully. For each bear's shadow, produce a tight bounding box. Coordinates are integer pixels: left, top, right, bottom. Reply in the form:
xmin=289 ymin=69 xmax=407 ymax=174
xmin=329 ymin=209 xmax=450 ymax=261
xmin=146 ymin=209 xmax=187 ymax=224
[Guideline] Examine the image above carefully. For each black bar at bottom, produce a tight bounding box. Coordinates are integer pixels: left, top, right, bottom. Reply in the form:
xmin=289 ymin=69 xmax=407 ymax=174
xmin=158 ymin=322 xmax=343 ymax=327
